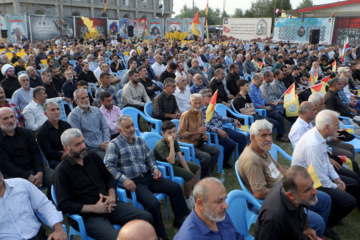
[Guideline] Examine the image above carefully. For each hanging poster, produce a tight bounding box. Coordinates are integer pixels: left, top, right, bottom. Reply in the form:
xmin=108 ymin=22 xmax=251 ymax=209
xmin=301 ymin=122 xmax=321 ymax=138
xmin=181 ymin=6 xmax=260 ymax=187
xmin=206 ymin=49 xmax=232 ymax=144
xmin=147 ymin=18 xmax=164 ymax=39
xmin=273 ymin=18 xmax=333 ymax=44
xmin=107 ymin=19 xmax=119 ymax=36
xmin=333 ymin=18 xmax=360 ymax=46
xmin=129 ymin=18 xmax=147 ymax=38
xmin=75 ymin=17 xmax=107 ymax=38
xmin=119 ymin=19 xmax=130 ymax=39
xmin=166 ymin=18 xmax=184 ymax=33
xmin=29 ymin=16 xmax=74 ymax=41
xmin=6 ymin=15 xmax=28 ymax=43
xmin=184 ymin=17 xmax=205 ymax=40
xmin=222 ymin=17 xmax=271 ymax=41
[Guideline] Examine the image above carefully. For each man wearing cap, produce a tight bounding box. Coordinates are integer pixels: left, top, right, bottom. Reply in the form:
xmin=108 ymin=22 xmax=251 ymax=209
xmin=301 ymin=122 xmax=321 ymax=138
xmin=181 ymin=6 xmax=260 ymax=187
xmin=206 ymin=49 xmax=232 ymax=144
xmin=1 ymin=64 xmax=20 ymax=98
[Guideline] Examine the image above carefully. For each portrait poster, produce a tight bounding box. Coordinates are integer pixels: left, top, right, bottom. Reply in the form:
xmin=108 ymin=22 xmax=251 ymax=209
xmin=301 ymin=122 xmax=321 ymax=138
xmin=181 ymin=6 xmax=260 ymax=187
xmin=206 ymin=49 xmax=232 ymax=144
xmin=147 ymin=18 xmax=164 ymax=39
xmin=119 ymin=18 xmax=130 ymax=39
xmin=29 ymin=16 xmax=74 ymax=41
xmin=222 ymin=17 xmax=271 ymax=41
xmin=6 ymin=15 xmax=28 ymax=43
xmin=107 ymin=19 xmax=120 ymax=36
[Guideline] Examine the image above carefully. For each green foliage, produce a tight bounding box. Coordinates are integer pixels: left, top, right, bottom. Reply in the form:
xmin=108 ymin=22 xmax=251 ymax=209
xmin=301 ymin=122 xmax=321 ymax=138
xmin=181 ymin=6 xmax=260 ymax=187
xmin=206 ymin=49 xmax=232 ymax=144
xmin=297 ymin=0 xmax=314 ymax=9
xmin=175 ymin=5 xmax=230 ymax=25
xmin=233 ymin=8 xmax=244 ymax=18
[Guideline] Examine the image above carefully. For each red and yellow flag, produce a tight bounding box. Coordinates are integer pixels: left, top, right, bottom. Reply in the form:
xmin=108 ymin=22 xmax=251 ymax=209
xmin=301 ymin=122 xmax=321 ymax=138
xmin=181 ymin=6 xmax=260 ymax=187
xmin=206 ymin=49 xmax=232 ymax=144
xmin=310 ymin=83 xmax=326 ymax=95
xmin=191 ymin=10 xmax=200 ymax=36
xmin=104 ymin=0 xmax=108 ymax=11
xmin=314 ymin=69 xmax=318 ymax=82
xmin=321 ymin=75 xmax=330 ymax=84
xmin=332 ymin=61 xmax=336 ymax=73
xmin=205 ymin=1 xmax=209 ymax=42
xmin=205 ymin=90 xmax=218 ymax=123
xmin=284 ymin=83 xmax=299 ymax=117
xmin=258 ymin=62 xmax=264 ymax=68
xmin=309 ymin=74 xmax=315 ymax=86
xmin=307 ymin=163 xmax=322 ymax=189
xmin=338 ymin=155 xmax=353 ymax=170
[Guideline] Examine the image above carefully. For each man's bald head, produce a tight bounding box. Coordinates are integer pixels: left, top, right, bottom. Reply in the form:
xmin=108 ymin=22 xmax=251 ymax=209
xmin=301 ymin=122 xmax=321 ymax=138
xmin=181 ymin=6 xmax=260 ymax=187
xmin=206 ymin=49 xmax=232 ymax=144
xmin=117 ymin=220 xmax=157 ymax=240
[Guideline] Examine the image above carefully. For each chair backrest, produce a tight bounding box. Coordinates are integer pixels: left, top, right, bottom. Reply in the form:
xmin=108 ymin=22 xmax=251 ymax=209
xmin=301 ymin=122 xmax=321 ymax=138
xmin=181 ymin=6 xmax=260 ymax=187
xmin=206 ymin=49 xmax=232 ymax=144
xmin=87 ymin=83 xmax=98 ymax=98
xmin=142 ymin=132 xmax=163 ymax=151
xmin=231 ymin=99 xmax=241 ymax=114
xmin=268 ymin=143 xmax=292 ymax=162
xmin=215 ymin=103 xmax=253 ymax=125
xmin=58 ymin=101 xmax=74 ymax=122
xmin=117 ymin=70 xmax=126 ymax=79
xmin=171 ymin=119 xmax=180 ymax=132
xmin=69 ymin=60 xmax=78 ymax=66
xmin=226 ymin=190 xmax=262 ymax=240
xmin=17 ymin=70 xmax=27 ymax=77
xmin=144 ymin=101 xmax=153 ymax=118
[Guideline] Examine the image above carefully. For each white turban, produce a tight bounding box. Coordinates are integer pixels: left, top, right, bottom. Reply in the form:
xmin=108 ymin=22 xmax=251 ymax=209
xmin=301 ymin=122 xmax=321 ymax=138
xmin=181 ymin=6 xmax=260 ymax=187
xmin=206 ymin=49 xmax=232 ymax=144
xmin=1 ymin=64 xmax=14 ymax=76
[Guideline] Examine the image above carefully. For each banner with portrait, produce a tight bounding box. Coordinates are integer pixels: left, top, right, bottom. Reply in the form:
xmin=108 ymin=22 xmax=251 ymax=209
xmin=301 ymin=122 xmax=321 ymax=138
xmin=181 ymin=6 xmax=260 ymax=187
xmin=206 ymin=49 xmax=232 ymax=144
xmin=128 ymin=18 xmax=147 ymax=38
xmin=332 ymin=18 xmax=360 ymax=46
xmin=184 ymin=17 xmax=205 ymax=40
xmin=119 ymin=19 xmax=130 ymax=39
xmin=147 ymin=18 xmax=164 ymax=40
xmin=222 ymin=17 xmax=271 ymax=41
xmin=273 ymin=18 xmax=334 ymax=44
xmin=166 ymin=18 xmax=184 ymax=33
xmin=29 ymin=16 xmax=74 ymax=41
xmin=6 ymin=15 xmax=28 ymax=43
xmin=107 ymin=19 xmax=120 ymax=36
xmin=75 ymin=17 xmax=107 ymax=38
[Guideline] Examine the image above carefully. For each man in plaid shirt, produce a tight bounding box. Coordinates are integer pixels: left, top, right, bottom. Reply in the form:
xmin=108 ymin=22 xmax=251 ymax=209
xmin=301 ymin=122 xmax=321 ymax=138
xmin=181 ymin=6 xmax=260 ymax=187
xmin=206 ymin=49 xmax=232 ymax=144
xmin=200 ymin=89 xmax=247 ymax=169
xmin=0 ymin=87 xmax=24 ymax=127
xmin=105 ymin=115 xmax=189 ymax=240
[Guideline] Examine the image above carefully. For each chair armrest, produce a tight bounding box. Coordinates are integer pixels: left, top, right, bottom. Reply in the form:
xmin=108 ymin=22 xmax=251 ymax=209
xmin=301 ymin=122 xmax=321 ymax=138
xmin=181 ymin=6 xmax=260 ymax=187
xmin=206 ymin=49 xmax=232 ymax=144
xmin=338 ymin=116 xmax=351 ymax=125
xmin=178 ymin=141 xmax=200 ymax=165
xmin=116 ymin=187 xmax=127 ymax=203
xmin=255 ymin=109 xmax=266 ymax=117
xmin=67 ymin=214 xmax=88 ymax=239
xmin=157 ymin=161 xmax=175 ymax=180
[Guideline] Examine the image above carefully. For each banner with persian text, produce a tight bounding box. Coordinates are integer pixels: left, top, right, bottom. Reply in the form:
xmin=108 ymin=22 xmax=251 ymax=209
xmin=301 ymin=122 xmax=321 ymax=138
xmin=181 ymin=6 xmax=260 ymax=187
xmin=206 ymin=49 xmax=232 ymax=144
xmin=29 ymin=16 xmax=74 ymax=41
xmin=222 ymin=17 xmax=271 ymax=41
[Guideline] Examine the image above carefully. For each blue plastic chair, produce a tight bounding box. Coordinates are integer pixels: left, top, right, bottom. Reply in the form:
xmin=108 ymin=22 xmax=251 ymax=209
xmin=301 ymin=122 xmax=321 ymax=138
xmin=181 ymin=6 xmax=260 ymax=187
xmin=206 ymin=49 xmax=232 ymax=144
xmin=117 ymin=89 xmax=124 ymax=108
xmin=268 ymin=143 xmax=292 ymax=162
xmin=40 ymin=63 xmax=47 ymax=70
xmin=117 ymin=70 xmax=127 ymax=80
xmin=58 ymin=101 xmax=74 ymax=122
xmin=144 ymin=101 xmax=153 ymax=118
xmin=226 ymin=190 xmax=262 ymax=240
xmin=339 ymin=121 xmax=360 ymax=154
xmin=51 ymin=185 xmax=122 ymax=240
xmin=69 ymin=60 xmax=78 ymax=66
xmin=244 ymin=73 xmax=253 ymax=82
xmin=202 ymin=62 xmax=210 ymax=70
xmin=36 ymin=213 xmax=67 ymax=237
xmin=122 ymin=107 xmax=162 ymax=135
xmin=142 ymin=132 xmax=185 ymax=186
xmin=87 ymin=83 xmax=98 ymax=98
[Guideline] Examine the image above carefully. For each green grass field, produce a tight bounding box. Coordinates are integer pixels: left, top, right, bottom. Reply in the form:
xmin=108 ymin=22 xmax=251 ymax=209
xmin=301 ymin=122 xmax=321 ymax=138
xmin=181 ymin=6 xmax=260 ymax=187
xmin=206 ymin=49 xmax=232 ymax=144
xmin=45 ymin=120 xmax=360 ymax=240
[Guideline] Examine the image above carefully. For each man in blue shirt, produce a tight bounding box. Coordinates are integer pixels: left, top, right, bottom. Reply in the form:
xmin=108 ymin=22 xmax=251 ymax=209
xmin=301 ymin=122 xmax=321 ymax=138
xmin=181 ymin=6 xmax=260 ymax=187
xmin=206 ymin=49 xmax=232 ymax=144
xmin=174 ymin=177 xmax=245 ymax=240
xmin=190 ymin=73 xmax=206 ymax=94
xmin=249 ymin=73 xmax=289 ymax=142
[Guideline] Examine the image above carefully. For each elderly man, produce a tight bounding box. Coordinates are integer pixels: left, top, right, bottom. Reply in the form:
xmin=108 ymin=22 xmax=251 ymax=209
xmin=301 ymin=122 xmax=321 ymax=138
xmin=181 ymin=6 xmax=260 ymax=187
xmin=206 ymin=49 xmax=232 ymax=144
xmin=83 ymin=54 xmax=96 ymax=69
xmin=69 ymin=88 xmax=110 ymax=159
xmin=23 ymin=86 xmax=66 ymax=135
xmin=243 ymin=54 xmax=256 ymax=74
xmin=151 ymin=54 xmax=166 ymax=80
xmin=99 ymin=91 xmax=123 ymax=140
xmin=37 ymin=101 xmax=71 ymax=169
xmin=62 ymin=69 xmax=77 ymax=101
xmin=0 ymin=168 xmax=67 ymax=240
xmin=152 ymin=78 xmax=180 ymax=121
xmin=211 ymin=68 xmax=232 ymax=107
xmin=26 ymin=66 xmax=43 ymax=88
xmin=0 ymin=107 xmax=54 ymax=190
xmin=174 ymin=75 xmax=191 ymax=113
xmin=1 ymin=64 xmax=20 ymax=98
xmin=255 ymin=166 xmax=321 ymax=240
xmin=0 ymin=87 xmax=24 ymax=127
xmin=178 ymin=93 xmax=220 ymax=178
xmin=54 ymin=128 xmax=152 ymax=240
xmin=174 ymin=177 xmax=245 ymax=240
xmin=11 ymin=73 xmax=34 ymax=110
xmin=190 ymin=73 xmax=206 ymax=94
xmin=122 ymin=70 xmax=150 ymax=111
xmin=105 ymin=115 xmax=189 ymax=240
xmin=117 ymin=220 xmax=157 ymax=240
xmin=239 ymin=118 xmax=333 ymax=238
xmin=292 ymin=110 xmax=358 ymax=229
xmin=95 ymin=72 xmax=122 ymax=108
xmin=200 ymin=89 xmax=246 ymax=169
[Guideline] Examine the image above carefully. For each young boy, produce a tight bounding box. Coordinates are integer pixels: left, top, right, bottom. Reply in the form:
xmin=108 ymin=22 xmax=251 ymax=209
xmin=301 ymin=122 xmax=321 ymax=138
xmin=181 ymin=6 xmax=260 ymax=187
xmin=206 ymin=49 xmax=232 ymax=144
xmin=154 ymin=120 xmax=201 ymax=209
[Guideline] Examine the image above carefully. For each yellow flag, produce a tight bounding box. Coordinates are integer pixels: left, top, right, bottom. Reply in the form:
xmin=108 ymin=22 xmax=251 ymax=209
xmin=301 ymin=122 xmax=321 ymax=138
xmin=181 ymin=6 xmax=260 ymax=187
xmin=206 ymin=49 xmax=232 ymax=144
xmin=283 ymin=83 xmax=299 ymax=117
xmin=307 ymin=163 xmax=322 ymax=189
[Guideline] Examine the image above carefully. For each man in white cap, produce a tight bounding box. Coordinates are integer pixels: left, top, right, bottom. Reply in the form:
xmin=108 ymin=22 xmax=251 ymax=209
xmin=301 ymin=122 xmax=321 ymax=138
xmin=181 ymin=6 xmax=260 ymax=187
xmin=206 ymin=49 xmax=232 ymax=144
xmin=0 ymin=64 xmax=20 ymax=98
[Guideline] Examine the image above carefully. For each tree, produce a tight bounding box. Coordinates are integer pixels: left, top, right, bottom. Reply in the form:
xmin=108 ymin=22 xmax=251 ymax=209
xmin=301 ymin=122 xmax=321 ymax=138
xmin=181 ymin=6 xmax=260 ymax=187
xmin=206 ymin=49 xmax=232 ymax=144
xmin=297 ymin=0 xmax=314 ymax=9
xmin=280 ymin=0 xmax=292 ymax=10
xmin=232 ymin=8 xmax=244 ymax=18
xmin=175 ymin=5 xmax=229 ymax=25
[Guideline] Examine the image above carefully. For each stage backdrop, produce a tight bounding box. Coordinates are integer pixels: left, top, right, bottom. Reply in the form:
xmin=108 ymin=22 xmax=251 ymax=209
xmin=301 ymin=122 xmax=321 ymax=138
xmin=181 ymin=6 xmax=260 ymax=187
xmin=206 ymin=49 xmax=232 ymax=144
xmin=6 ymin=15 xmax=28 ymax=43
xmin=147 ymin=18 xmax=164 ymax=39
xmin=333 ymin=18 xmax=360 ymax=46
xmin=222 ymin=18 xmax=271 ymax=41
xmin=29 ymin=16 xmax=74 ymax=41
xmin=273 ymin=18 xmax=334 ymax=45
xmin=75 ymin=17 xmax=107 ymax=38
xmin=107 ymin=19 xmax=119 ymax=36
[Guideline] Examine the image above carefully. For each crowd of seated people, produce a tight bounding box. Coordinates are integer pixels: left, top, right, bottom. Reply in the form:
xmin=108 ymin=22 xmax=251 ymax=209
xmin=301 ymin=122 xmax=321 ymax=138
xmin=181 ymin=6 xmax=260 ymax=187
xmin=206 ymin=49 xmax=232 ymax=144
xmin=2 ymin=36 xmax=360 ymax=240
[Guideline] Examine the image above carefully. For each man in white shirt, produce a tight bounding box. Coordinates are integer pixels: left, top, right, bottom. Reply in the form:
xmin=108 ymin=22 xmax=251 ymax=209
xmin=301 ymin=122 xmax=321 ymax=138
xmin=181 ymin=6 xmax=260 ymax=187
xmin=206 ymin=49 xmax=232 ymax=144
xmin=151 ymin=54 xmax=166 ymax=80
xmin=175 ymin=62 xmax=188 ymax=81
xmin=110 ymin=37 xmax=118 ymax=47
xmin=11 ymin=73 xmax=34 ymax=110
xmin=23 ymin=86 xmax=68 ymax=135
xmin=0 ymin=173 xmax=67 ymax=240
xmin=292 ymin=109 xmax=357 ymax=228
xmin=174 ymin=76 xmax=191 ymax=113
xmin=83 ymin=54 xmax=96 ymax=70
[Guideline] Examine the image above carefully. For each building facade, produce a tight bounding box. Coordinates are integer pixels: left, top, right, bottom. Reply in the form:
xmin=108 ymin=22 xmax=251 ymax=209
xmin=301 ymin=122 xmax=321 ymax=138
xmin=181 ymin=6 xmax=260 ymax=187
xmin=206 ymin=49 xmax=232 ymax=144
xmin=0 ymin=0 xmax=173 ymax=19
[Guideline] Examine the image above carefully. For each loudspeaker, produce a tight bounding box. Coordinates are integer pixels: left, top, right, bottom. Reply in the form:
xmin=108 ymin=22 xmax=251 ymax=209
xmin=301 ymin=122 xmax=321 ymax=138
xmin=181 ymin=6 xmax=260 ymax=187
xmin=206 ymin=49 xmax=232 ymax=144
xmin=1 ymin=30 xmax=8 ymax=38
xmin=309 ymin=29 xmax=320 ymax=44
xmin=127 ymin=25 xmax=134 ymax=37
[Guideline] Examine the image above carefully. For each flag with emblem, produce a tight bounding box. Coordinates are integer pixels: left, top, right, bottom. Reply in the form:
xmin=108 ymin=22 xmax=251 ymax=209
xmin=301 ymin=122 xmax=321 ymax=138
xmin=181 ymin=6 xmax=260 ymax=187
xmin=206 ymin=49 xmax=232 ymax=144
xmin=283 ymin=83 xmax=299 ymax=117
xmin=310 ymin=83 xmax=326 ymax=95
xmin=307 ymin=163 xmax=322 ymax=189
xmin=321 ymin=75 xmax=330 ymax=84
xmin=191 ymin=10 xmax=200 ymax=36
xmin=205 ymin=90 xmax=218 ymax=123
xmin=332 ymin=61 xmax=336 ymax=72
